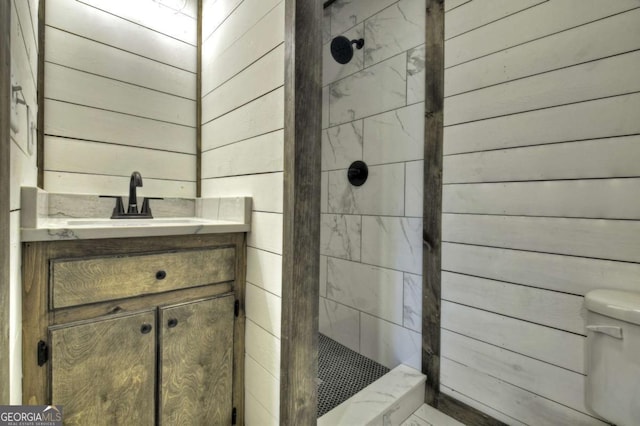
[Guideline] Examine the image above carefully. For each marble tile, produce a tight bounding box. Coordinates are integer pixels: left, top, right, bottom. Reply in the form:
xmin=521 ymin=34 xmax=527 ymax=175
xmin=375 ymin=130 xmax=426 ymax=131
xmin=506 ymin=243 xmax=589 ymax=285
xmin=412 ymin=403 xmax=465 ymax=426
xmin=401 ymin=414 xmax=432 ymax=426
xmin=320 ymin=214 xmax=362 ymax=260
xmin=403 ymin=273 xmax=422 ymax=332
xmin=322 ymin=120 xmax=363 ymax=171
xmin=322 ymin=85 xmax=330 ymax=129
xmin=407 ymin=44 xmax=426 ymax=104
xmin=330 ymin=0 xmax=397 ymax=36
xmin=405 ymin=160 xmax=424 ymax=217
xmin=318 ymin=364 xmax=426 ymax=426
xmin=202 ymin=172 xmax=284 ymax=214
xmin=327 ymin=257 xmax=404 ymax=324
xmin=362 ymin=216 xmax=423 ymax=274
xmin=323 ymin=23 xmax=365 ymax=86
xmin=245 ymin=319 xmax=281 ymax=378
xmin=245 ymin=354 xmax=280 ymax=421
xmin=361 ymin=313 xmax=422 ymax=369
xmin=248 ymin=211 xmax=283 ymax=254
xmin=320 ymin=255 xmax=328 ymax=297
xmin=329 ymin=53 xmax=407 ymax=126
xmin=328 ymin=163 xmax=405 ymax=216
xmin=363 ymin=102 xmax=424 ymax=165
xmin=245 ymin=282 xmax=282 ymax=338
xmin=319 ymin=297 xmax=360 ymax=352
xmin=246 ymin=247 xmax=282 ymax=297
xmin=321 ymin=172 xmax=329 ymax=213
xmin=323 ymin=6 xmax=332 ymax=44
xmin=364 ymin=0 xmax=426 ymax=67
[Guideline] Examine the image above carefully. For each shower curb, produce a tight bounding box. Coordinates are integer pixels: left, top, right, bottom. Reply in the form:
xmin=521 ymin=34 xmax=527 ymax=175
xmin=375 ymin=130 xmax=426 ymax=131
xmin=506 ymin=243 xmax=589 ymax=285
xmin=318 ymin=364 xmax=426 ymax=426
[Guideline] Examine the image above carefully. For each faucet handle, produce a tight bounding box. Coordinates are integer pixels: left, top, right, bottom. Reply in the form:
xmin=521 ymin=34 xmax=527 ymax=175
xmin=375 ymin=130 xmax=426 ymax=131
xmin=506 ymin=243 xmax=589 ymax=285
xmin=140 ymin=197 xmax=163 ymax=218
xmin=100 ymin=195 xmax=125 ymax=218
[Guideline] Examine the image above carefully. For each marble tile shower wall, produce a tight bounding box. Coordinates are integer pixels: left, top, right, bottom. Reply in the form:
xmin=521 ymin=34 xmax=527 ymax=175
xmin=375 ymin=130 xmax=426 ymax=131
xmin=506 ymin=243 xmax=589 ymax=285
xmin=319 ymin=0 xmax=425 ymax=370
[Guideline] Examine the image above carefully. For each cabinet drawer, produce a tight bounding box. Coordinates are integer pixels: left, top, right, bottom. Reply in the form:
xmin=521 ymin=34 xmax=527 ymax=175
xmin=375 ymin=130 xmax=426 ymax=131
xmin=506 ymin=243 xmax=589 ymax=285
xmin=51 ymin=247 xmax=236 ymax=309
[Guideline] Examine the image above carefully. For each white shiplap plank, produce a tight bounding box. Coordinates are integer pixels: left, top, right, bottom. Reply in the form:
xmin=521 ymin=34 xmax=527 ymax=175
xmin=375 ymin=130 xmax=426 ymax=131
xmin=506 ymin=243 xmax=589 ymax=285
xmin=202 ymin=0 xmax=280 ymax=62
xmin=444 ymin=0 xmax=471 ymax=12
xmin=246 ymin=248 xmax=283 ymax=297
xmin=445 ymin=0 xmax=545 ymax=40
xmin=46 ymin=26 xmax=196 ymax=99
xmin=444 ymin=0 xmax=639 ymax=68
xmin=244 ymin=354 xmax=280 ymax=420
xmin=445 ymin=50 xmax=640 ymax=125
xmin=202 ymin=87 xmax=284 ymax=151
xmin=200 ymin=172 xmax=284 ymax=214
xmin=245 ymin=282 xmax=281 ymax=339
xmin=47 ymin=0 xmax=196 ymax=71
xmin=245 ymin=319 xmax=281 ymax=378
xmin=201 ymin=130 xmax=283 ymax=178
xmin=443 ymin=136 xmax=640 ymax=183
xmin=13 ymin=0 xmax=38 ymax=84
xmin=442 ymin=330 xmax=590 ymax=415
xmin=446 ymin=8 xmax=640 ymax=96
xmin=442 ymin=301 xmax=585 ymax=373
xmin=443 ymin=213 xmax=640 ymax=263
xmin=10 ymin=139 xmax=38 ymax=211
xmin=440 ymin=386 xmax=526 ymax=426
xmin=77 ymin=0 xmax=197 ymax=45
xmin=44 ymin=136 xmax=195 ymax=182
xmin=43 ymin=171 xmax=196 ymax=198
xmin=202 ymin=44 xmax=284 ymax=121
xmin=45 ymin=63 xmax=196 ymax=126
xmin=441 ymin=358 xmax=607 ymax=426
xmin=442 ymin=272 xmax=584 ymax=334
xmin=247 ymin=212 xmax=283 ymax=255
xmin=202 ymin=0 xmax=243 ymax=40
xmin=443 ymin=179 xmax=640 ymax=220
xmin=444 ymin=93 xmax=640 ymax=155
xmin=443 ymin=242 xmax=640 ymax=296
xmin=45 ymin=100 xmax=196 ymax=154
xmin=202 ymin=1 xmax=284 ymax=95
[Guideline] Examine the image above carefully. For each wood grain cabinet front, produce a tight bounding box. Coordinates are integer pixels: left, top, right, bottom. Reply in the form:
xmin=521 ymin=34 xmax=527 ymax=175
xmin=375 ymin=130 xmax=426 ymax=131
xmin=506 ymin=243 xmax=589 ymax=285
xmin=22 ymin=234 xmax=246 ymax=426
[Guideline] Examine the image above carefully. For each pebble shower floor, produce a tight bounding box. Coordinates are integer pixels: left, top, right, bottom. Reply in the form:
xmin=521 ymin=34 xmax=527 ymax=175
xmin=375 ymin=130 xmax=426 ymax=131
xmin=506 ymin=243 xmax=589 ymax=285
xmin=317 ymin=334 xmax=389 ymax=417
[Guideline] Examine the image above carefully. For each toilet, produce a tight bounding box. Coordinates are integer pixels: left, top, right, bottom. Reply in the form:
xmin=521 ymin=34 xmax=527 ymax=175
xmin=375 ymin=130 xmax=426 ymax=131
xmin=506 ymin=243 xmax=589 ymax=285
xmin=585 ymin=289 xmax=640 ymax=426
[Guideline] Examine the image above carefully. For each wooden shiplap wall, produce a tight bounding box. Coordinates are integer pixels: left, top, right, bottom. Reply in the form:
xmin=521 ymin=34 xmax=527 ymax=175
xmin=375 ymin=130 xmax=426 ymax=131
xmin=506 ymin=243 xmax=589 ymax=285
xmin=200 ymin=1 xmax=285 ymax=424
xmin=442 ymin=1 xmax=640 ymax=424
xmin=8 ymin=0 xmax=39 ymax=403
xmin=43 ymin=0 xmax=198 ymax=196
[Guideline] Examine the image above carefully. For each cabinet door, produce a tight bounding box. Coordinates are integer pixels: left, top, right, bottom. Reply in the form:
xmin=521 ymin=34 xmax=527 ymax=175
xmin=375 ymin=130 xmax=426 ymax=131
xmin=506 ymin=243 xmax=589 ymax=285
xmin=159 ymin=295 xmax=235 ymax=425
xmin=50 ymin=310 xmax=156 ymax=426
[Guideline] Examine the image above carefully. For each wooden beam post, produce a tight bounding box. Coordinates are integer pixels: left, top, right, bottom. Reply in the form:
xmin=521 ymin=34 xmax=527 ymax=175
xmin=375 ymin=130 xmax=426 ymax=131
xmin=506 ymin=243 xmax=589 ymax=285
xmin=280 ymin=0 xmax=322 ymax=424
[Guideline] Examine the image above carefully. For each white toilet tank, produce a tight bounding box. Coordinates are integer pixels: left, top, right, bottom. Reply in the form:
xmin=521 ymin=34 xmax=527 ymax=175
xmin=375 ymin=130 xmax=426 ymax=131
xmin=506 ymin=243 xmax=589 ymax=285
xmin=585 ymin=289 xmax=640 ymax=426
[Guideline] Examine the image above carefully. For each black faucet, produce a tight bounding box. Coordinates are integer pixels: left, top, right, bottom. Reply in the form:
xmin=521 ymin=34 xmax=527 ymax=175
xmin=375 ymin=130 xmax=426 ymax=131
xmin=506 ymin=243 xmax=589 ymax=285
xmin=128 ymin=171 xmax=143 ymax=214
xmin=100 ymin=171 xmax=162 ymax=219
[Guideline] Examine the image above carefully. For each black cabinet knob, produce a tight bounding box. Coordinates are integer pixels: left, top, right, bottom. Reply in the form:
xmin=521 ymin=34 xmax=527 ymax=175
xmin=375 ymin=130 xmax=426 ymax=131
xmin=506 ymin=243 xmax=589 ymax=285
xmin=167 ymin=318 xmax=178 ymax=328
xmin=156 ymin=270 xmax=167 ymax=280
xmin=140 ymin=323 xmax=152 ymax=334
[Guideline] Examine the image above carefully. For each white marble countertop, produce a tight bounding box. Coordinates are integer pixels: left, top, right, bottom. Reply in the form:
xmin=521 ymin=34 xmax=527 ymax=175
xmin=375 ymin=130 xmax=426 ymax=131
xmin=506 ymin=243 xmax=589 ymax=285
xmin=20 ymin=187 xmax=251 ymax=241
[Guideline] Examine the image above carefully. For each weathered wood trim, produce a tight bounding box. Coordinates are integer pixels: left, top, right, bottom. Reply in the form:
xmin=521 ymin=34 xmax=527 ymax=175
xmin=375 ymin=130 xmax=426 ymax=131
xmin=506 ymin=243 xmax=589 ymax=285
xmin=423 ymin=0 xmax=444 ymax=407
xmin=196 ymin=0 xmax=202 ymax=197
xmin=36 ymin=0 xmax=44 ymax=188
xmin=438 ymin=393 xmax=508 ymax=426
xmin=0 ymin=0 xmax=11 ymax=404
xmin=280 ymin=0 xmax=322 ymax=423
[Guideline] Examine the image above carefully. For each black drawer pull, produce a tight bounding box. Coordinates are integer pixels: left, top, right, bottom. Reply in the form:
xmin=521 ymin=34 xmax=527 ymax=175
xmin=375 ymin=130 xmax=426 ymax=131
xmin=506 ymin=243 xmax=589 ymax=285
xmin=167 ymin=318 xmax=178 ymax=328
xmin=140 ymin=323 xmax=152 ymax=334
xmin=155 ymin=270 xmax=167 ymax=280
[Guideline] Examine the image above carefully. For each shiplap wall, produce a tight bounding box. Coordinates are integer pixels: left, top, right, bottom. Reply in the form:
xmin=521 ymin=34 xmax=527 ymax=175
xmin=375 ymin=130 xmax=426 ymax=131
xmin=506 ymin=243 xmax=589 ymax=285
xmin=8 ymin=0 xmax=39 ymax=403
xmin=200 ymin=0 xmax=285 ymax=424
xmin=43 ymin=0 xmax=198 ymax=197
xmin=442 ymin=1 xmax=640 ymax=424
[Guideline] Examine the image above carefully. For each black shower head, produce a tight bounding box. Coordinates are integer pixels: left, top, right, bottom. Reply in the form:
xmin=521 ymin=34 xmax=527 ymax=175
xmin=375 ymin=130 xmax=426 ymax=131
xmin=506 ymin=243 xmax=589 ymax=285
xmin=330 ymin=36 xmax=365 ymax=64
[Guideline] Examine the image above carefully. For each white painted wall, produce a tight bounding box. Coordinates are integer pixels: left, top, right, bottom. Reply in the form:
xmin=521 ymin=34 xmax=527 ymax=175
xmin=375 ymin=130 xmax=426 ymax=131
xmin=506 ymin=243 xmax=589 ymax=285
xmin=200 ymin=0 xmax=284 ymax=424
xmin=43 ymin=0 xmax=198 ymax=197
xmin=320 ymin=0 xmax=425 ymax=371
xmin=8 ymin=0 xmax=39 ymax=404
xmin=442 ymin=1 xmax=640 ymax=424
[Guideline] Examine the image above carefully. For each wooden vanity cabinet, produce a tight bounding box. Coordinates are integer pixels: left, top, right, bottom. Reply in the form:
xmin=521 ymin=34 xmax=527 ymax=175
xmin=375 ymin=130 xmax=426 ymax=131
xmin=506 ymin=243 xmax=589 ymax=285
xmin=22 ymin=233 xmax=246 ymax=425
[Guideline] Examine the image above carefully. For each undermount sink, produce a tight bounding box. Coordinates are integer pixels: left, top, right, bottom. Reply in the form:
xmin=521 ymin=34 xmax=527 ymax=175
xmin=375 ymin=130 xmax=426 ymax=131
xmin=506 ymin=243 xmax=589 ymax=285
xmin=63 ymin=218 xmax=212 ymax=227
